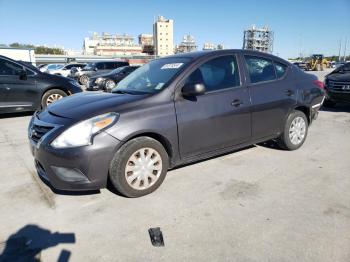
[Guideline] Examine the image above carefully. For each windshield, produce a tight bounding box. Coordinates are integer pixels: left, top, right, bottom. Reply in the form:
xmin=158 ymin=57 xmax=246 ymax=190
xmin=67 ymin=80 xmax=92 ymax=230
xmin=83 ymin=63 xmax=95 ymax=71
xmin=112 ymin=57 xmax=191 ymax=94
xmin=111 ymin=67 xmax=126 ymax=74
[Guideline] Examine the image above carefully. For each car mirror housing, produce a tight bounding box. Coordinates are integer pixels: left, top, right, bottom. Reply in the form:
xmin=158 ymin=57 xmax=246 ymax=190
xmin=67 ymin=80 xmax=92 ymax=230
xmin=182 ymin=83 xmax=206 ymax=97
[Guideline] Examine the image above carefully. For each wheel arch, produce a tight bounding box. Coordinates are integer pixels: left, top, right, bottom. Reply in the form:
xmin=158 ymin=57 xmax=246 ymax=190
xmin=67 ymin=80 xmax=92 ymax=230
xmin=294 ymin=105 xmax=311 ymax=123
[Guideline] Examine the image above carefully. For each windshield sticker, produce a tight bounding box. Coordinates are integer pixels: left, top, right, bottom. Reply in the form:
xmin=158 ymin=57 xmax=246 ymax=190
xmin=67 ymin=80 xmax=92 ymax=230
xmin=161 ymin=63 xmax=183 ymax=70
xmin=155 ymin=83 xmax=164 ymax=90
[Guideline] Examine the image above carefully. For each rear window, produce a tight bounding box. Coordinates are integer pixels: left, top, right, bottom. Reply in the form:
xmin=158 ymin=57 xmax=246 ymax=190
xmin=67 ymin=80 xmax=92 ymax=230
xmin=245 ymin=56 xmax=276 ymax=84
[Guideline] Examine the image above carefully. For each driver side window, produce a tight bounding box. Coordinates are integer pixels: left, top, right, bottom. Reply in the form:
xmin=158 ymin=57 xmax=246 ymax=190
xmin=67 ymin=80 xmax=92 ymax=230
xmin=185 ymin=55 xmax=240 ymax=92
xmin=0 ymin=59 xmax=23 ymax=76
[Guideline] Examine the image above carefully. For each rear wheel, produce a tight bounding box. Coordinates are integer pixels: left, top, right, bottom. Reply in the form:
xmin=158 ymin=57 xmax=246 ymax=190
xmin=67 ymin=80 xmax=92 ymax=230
xmin=277 ymin=110 xmax=308 ymax=150
xmin=41 ymin=89 xmax=67 ymax=108
xmin=109 ymin=137 xmax=169 ymax=198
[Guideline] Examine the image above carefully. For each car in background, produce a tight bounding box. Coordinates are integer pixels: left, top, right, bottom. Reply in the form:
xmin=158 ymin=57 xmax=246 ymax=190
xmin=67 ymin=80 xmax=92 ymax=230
xmin=87 ymin=66 xmax=140 ymax=92
xmin=334 ymin=62 xmax=346 ymax=69
xmin=0 ymin=55 xmax=82 ymax=113
xmin=28 ymin=50 xmax=325 ymax=197
xmin=324 ymin=62 xmax=350 ymax=107
xmin=48 ymin=63 xmax=86 ymax=77
xmin=39 ymin=64 xmax=63 ymax=72
xmin=293 ymin=62 xmax=308 ymax=70
xmin=74 ymin=61 xmax=129 ymax=86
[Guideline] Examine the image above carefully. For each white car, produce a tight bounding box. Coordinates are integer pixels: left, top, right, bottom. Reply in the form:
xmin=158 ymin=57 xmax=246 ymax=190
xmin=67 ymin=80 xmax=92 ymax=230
xmin=47 ymin=63 xmax=86 ymax=77
xmin=39 ymin=64 xmax=63 ymax=72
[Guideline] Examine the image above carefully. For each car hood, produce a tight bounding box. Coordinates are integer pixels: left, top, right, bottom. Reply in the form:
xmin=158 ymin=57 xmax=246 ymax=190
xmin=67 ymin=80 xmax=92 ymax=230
xmin=46 ymin=92 xmax=147 ymax=120
xmin=90 ymin=72 xmax=115 ymax=80
xmin=326 ymin=72 xmax=350 ymax=82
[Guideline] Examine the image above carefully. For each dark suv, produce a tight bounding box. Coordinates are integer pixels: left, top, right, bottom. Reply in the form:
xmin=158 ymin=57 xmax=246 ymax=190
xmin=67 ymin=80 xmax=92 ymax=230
xmin=0 ymin=55 xmax=82 ymax=114
xmin=75 ymin=61 xmax=129 ymax=86
xmin=324 ymin=62 xmax=350 ymax=107
xmin=28 ymin=50 xmax=325 ymax=197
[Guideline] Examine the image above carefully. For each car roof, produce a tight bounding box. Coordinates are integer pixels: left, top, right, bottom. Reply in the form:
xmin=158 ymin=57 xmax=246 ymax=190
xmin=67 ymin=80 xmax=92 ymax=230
xmin=162 ymin=49 xmax=291 ymax=65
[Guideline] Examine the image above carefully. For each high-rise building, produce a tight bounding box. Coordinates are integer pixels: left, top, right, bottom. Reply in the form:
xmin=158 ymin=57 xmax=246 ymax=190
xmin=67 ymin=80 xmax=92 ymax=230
xmin=153 ymin=16 xmax=174 ymax=56
xmin=243 ymin=25 xmax=274 ymax=53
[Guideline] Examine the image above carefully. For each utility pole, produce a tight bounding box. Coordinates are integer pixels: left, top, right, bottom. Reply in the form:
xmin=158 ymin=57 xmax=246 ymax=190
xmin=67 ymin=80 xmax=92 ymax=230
xmin=338 ymin=38 xmax=342 ymax=62
xmin=343 ymin=37 xmax=347 ymax=62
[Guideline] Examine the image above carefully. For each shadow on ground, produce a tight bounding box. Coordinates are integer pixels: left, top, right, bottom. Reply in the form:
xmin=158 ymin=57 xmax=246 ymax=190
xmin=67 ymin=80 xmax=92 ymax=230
xmin=0 ymin=225 xmax=75 ymax=262
xmin=0 ymin=111 xmax=34 ymax=119
xmin=321 ymin=103 xmax=350 ymax=113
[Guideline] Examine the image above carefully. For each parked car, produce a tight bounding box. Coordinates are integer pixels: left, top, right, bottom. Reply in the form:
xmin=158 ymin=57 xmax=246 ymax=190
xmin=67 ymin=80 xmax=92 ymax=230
xmin=293 ymin=61 xmax=308 ymax=70
xmin=87 ymin=66 xmax=140 ymax=92
xmin=0 ymin=55 xmax=83 ymax=113
xmin=324 ymin=62 xmax=350 ymax=107
xmin=48 ymin=63 xmax=86 ymax=77
xmin=74 ymin=61 xmax=129 ymax=86
xmin=28 ymin=50 xmax=325 ymax=197
xmin=39 ymin=64 xmax=63 ymax=72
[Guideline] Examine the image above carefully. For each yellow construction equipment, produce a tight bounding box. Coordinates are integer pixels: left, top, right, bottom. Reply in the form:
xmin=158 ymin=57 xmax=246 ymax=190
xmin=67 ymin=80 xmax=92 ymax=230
xmin=306 ymin=54 xmax=329 ymax=71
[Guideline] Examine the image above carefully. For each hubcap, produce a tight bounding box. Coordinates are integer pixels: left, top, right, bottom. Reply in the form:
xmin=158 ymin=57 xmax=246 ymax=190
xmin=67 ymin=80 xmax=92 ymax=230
xmin=124 ymin=148 xmax=162 ymax=190
xmin=46 ymin=94 xmax=63 ymax=105
xmin=289 ymin=116 xmax=306 ymax=145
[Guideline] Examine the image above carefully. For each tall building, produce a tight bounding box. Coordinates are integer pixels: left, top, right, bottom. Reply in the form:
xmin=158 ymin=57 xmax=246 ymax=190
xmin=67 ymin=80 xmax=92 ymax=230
xmin=175 ymin=35 xmax=197 ymax=53
xmin=153 ymin=16 xmax=174 ymax=56
xmin=243 ymin=25 xmax=274 ymax=53
xmin=83 ymin=32 xmax=142 ymax=56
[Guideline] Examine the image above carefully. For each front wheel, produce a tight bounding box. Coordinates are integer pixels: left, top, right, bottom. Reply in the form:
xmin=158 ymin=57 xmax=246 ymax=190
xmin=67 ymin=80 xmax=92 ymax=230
xmin=41 ymin=89 xmax=67 ymax=108
xmin=109 ymin=137 xmax=169 ymax=198
xmin=277 ymin=110 xmax=308 ymax=150
xmin=79 ymin=75 xmax=89 ymax=86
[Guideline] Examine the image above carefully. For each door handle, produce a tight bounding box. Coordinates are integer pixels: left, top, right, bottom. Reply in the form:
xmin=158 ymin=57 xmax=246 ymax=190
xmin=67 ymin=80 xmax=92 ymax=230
xmin=285 ymin=90 xmax=294 ymax=96
xmin=231 ymin=99 xmax=243 ymax=107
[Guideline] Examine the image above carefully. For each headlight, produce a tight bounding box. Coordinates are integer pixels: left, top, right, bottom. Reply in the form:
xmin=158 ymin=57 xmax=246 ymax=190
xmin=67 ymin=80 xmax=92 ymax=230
xmin=95 ymin=77 xmax=105 ymax=85
xmin=51 ymin=112 xmax=118 ymax=148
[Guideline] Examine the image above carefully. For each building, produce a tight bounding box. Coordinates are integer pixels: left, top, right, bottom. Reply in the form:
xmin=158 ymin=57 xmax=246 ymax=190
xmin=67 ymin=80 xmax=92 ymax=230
xmin=83 ymin=32 xmax=142 ymax=56
xmin=175 ymin=35 xmax=197 ymax=53
xmin=153 ymin=16 xmax=174 ymax=56
xmin=243 ymin=25 xmax=274 ymax=53
xmin=203 ymin=43 xmax=216 ymax=50
xmin=138 ymin=34 xmax=154 ymax=55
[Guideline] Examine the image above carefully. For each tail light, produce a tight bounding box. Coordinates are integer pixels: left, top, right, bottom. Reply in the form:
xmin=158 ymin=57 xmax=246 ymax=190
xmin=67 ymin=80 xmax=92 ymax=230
xmin=313 ymin=80 xmax=325 ymax=89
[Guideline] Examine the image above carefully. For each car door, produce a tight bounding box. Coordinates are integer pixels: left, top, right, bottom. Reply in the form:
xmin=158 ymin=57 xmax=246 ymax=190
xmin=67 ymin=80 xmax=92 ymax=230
xmin=175 ymin=54 xmax=252 ymax=159
xmin=0 ymin=58 xmax=38 ymax=112
xmin=243 ymin=55 xmax=296 ymax=139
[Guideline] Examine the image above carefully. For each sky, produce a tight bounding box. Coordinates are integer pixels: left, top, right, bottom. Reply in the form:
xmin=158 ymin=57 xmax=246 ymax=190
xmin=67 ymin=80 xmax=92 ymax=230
xmin=0 ymin=0 xmax=349 ymax=59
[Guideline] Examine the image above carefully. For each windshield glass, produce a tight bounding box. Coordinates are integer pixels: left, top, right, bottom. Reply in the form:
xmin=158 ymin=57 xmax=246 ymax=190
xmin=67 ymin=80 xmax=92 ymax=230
xmin=83 ymin=63 xmax=95 ymax=71
xmin=112 ymin=57 xmax=191 ymax=94
xmin=111 ymin=67 xmax=126 ymax=74
xmin=338 ymin=62 xmax=350 ymax=72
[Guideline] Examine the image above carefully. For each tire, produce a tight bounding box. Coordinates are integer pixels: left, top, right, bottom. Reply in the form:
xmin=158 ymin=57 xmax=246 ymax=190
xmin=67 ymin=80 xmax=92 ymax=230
xmin=41 ymin=89 xmax=67 ymax=108
xmin=323 ymin=99 xmax=336 ymax=108
xmin=109 ymin=137 xmax=169 ymax=198
xmin=277 ymin=110 xmax=308 ymax=151
xmin=79 ymin=75 xmax=89 ymax=86
xmin=104 ymin=79 xmax=116 ymax=92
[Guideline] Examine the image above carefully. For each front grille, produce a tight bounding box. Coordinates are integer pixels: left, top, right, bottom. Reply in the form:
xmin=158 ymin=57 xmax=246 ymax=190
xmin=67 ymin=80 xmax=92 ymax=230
xmin=328 ymin=81 xmax=350 ymax=92
xmin=30 ymin=123 xmax=54 ymax=143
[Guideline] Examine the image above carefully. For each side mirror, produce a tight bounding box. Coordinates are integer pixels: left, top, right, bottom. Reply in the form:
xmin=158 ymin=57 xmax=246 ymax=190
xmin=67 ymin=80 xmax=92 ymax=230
xmin=17 ymin=69 xmax=27 ymax=80
xmin=94 ymin=67 xmax=98 ymax=71
xmin=182 ymin=83 xmax=206 ymax=97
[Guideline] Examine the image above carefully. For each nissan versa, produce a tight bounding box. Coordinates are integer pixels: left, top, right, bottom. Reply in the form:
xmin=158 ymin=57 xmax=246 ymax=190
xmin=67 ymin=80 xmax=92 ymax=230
xmin=28 ymin=50 xmax=325 ymax=197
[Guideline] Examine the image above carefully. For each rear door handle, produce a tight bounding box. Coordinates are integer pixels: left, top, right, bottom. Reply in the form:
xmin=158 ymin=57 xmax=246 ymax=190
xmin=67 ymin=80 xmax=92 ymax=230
xmin=231 ymin=99 xmax=243 ymax=107
xmin=285 ymin=89 xmax=294 ymax=96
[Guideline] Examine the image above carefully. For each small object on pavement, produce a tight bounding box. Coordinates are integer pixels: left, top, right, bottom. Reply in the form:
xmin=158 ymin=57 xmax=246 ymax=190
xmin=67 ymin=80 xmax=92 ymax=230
xmin=148 ymin=227 xmax=164 ymax=247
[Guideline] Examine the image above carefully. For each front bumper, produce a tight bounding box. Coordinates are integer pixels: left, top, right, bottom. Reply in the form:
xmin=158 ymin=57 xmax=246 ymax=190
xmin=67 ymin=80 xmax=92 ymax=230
xmin=326 ymin=89 xmax=350 ymax=103
xmin=28 ymin=115 xmax=122 ymax=191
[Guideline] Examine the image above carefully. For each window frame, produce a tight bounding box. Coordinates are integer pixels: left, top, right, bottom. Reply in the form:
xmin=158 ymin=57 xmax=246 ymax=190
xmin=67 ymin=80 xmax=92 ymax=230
xmin=178 ymin=53 xmax=243 ymax=95
xmin=0 ymin=57 xmax=37 ymax=77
